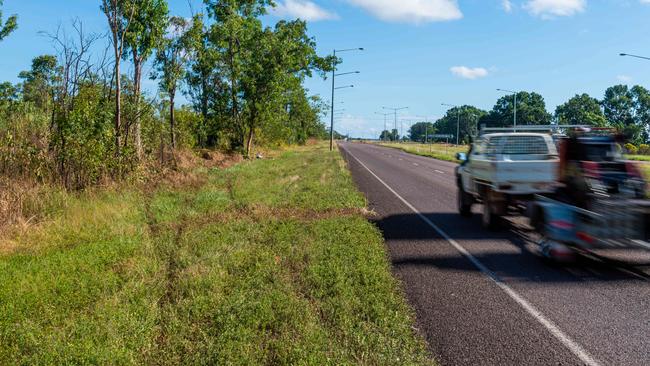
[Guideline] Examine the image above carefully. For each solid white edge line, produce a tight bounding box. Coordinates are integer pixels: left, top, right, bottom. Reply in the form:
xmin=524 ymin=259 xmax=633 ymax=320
xmin=344 ymin=147 xmax=602 ymax=366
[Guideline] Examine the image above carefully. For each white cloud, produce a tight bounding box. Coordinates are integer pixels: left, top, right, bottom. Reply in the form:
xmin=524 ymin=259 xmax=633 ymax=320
xmin=617 ymin=75 xmax=632 ymax=83
xmin=524 ymin=0 xmax=586 ymax=18
xmin=345 ymin=0 xmax=462 ymax=23
xmin=641 ymin=0 xmax=650 ymax=4
xmin=502 ymin=0 xmax=513 ymax=12
xmin=272 ymin=0 xmax=338 ymax=21
xmin=450 ymin=66 xmax=489 ymax=79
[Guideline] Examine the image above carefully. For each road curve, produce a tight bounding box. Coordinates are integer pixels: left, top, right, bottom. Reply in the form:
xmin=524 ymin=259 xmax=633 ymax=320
xmin=339 ymin=142 xmax=650 ymax=366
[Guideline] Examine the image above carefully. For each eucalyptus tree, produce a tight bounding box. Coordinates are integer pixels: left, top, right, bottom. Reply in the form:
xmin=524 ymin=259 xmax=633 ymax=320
xmin=101 ymin=0 xmax=135 ymax=159
xmin=0 ymin=0 xmax=17 ymax=42
xmin=203 ymin=0 xmax=273 ymax=150
xmin=123 ymin=0 xmax=168 ymax=158
xmin=239 ymin=19 xmax=333 ymax=157
xmin=184 ymin=13 xmax=221 ymax=147
xmin=153 ymin=16 xmax=192 ymax=150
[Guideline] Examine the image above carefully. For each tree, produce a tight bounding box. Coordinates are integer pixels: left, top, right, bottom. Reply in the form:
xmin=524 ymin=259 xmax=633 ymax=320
xmin=238 ymin=19 xmax=332 ymax=157
xmin=554 ymin=93 xmax=607 ymax=126
xmin=409 ymin=121 xmax=435 ymax=142
xmin=631 ymin=85 xmax=650 ymax=141
xmin=204 ymin=0 xmax=273 ymax=151
xmin=123 ymin=0 xmax=168 ymax=159
xmin=18 ymin=55 xmax=58 ymax=110
xmin=0 ymin=0 xmax=17 ymax=42
xmin=101 ymin=0 xmax=134 ymax=160
xmin=602 ymin=85 xmax=634 ymax=126
xmin=153 ymin=16 xmax=192 ymax=151
xmin=184 ymin=13 xmax=222 ymax=147
xmin=435 ymin=105 xmax=486 ymax=144
xmin=487 ymin=91 xmax=551 ymax=128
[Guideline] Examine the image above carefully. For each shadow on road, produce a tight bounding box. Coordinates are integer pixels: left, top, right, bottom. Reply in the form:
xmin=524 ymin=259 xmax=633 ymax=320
xmin=373 ymin=212 xmax=650 ymax=283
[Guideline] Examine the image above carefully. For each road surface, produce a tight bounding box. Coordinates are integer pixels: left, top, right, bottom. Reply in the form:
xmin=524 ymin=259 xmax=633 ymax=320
xmin=339 ymin=142 xmax=650 ymax=366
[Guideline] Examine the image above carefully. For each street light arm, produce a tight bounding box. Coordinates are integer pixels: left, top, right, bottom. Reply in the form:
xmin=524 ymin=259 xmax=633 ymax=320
xmin=620 ymin=53 xmax=650 ymax=61
xmin=335 ymin=85 xmax=354 ymax=90
xmin=335 ymin=71 xmax=361 ymax=77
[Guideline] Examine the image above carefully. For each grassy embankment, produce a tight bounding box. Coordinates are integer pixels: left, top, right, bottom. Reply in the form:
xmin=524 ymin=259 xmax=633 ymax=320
xmin=0 ymin=143 xmax=431 ymax=365
xmin=376 ymin=142 xmax=468 ymax=163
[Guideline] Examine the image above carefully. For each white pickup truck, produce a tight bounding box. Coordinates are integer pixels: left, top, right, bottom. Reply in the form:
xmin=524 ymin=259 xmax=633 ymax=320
xmin=455 ymin=133 xmax=559 ymax=228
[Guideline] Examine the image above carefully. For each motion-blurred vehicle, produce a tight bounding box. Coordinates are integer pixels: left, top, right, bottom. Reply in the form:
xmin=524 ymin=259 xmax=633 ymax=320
xmin=456 ymin=130 xmax=560 ymax=228
xmin=530 ymin=129 xmax=650 ymax=261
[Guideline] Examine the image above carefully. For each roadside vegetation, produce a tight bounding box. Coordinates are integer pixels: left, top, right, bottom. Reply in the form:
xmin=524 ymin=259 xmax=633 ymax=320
xmin=0 ymin=143 xmax=432 ymax=365
xmin=376 ymin=141 xmax=467 ymax=162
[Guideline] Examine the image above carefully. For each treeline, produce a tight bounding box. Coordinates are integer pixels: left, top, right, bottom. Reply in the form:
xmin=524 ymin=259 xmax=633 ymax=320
xmin=0 ymin=0 xmax=333 ymax=190
xmin=397 ymin=85 xmax=650 ymax=144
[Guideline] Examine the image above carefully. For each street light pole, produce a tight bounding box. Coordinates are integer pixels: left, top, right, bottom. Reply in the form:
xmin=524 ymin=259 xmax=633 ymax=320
xmin=442 ymin=103 xmax=461 ymax=145
xmin=382 ymin=106 xmax=408 ymax=141
xmin=329 ymin=48 xmax=363 ymax=151
xmin=375 ymin=112 xmax=391 ymax=141
xmin=497 ymin=88 xmax=518 ymax=132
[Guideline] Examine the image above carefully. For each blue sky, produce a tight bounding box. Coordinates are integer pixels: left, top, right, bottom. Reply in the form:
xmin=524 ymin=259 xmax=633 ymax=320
xmin=1 ymin=0 xmax=650 ymax=138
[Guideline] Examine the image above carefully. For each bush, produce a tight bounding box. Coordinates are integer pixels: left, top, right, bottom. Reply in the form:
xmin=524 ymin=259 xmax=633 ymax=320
xmin=625 ymin=143 xmax=638 ymax=155
xmin=639 ymin=144 xmax=650 ymax=155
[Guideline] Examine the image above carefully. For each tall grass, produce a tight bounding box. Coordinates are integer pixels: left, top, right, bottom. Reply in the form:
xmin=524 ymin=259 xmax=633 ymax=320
xmin=0 ymin=144 xmax=432 ymax=365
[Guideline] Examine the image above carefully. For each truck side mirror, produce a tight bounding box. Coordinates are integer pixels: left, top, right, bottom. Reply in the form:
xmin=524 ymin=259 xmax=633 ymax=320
xmin=456 ymin=153 xmax=467 ymax=162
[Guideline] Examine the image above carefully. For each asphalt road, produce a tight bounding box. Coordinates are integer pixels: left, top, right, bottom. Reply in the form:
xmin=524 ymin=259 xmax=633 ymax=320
xmin=339 ymin=142 xmax=650 ymax=366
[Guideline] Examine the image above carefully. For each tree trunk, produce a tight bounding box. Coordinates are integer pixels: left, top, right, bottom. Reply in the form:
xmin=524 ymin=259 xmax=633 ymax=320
xmin=113 ymin=31 xmax=122 ymax=160
xmin=246 ymin=126 xmax=254 ymax=159
xmin=133 ymin=54 xmax=143 ymax=159
xmin=170 ymin=90 xmax=176 ymax=150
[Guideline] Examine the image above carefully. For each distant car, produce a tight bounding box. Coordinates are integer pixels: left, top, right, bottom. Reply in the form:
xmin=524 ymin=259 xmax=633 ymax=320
xmin=455 ymin=132 xmax=560 ymax=228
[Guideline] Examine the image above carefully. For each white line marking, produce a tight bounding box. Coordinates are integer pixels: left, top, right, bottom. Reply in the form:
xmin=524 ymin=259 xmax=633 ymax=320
xmin=413 ymin=163 xmax=419 ymax=166
xmin=345 ymin=148 xmax=602 ymax=366
xmin=434 ymin=169 xmax=445 ymax=174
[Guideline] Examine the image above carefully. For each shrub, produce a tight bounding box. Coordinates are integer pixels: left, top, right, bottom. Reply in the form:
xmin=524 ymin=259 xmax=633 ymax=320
xmin=639 ymin=144 xmax=650 ymax=155
xmin=625 ymin=143 xmax=638 ymax=155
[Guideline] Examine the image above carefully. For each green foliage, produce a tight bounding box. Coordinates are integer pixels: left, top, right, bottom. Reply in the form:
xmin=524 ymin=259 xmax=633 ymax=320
xmin=0 ymin=0 xmax=17 ymax=41
xmin=639 ymin=144 xmax=650 ymax=155
xmin=625 ymin=143 xmax=638 ymax=155
xmin=481 ymin=91 xmax=551 ymax=128
xmin=437 ymin=105 xmax=487 ymax=143
xmin=409 ymin=121 xmax=436 ymax=142
xmin=555 ymin=93 xmax=607 ymax=126
xmin=379 ymin=129 xmax=399 ymax=141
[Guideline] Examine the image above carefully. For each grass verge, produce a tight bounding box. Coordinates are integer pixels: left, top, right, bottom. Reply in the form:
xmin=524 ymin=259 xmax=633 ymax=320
xmin=375 ymin=142 xmax=467 ymax=163
xmin=0 ymin=143 xmax=432 ymax=365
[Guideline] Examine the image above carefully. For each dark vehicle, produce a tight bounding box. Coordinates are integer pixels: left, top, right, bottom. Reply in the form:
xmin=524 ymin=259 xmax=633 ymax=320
xmin=531 ymin=130 xmax=650 ymax=261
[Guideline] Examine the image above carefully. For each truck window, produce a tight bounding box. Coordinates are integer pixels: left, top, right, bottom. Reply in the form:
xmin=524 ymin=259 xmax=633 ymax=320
xmin=501 ymin=136 xmax=549 ymax=155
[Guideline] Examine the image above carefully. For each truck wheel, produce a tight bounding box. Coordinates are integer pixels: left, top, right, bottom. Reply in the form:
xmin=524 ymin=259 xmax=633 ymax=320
xmin=482 ymin=201 xmax=500 ymax=230
xmin=457 ymin=187 xmax=472 ymax=217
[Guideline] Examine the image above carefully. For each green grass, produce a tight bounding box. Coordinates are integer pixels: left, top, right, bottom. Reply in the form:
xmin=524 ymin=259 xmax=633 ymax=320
xmin=376 ymin=142 xmax=468 ymax=162
xmin=0 ymin=143 xmax=432 ymax=365
xmin=626 ymin=154 xmax=650 ymax=162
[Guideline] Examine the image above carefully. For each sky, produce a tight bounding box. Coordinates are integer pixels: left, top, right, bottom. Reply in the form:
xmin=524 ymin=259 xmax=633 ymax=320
xmin=1 ymin=0 xmax=650 ymax=138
